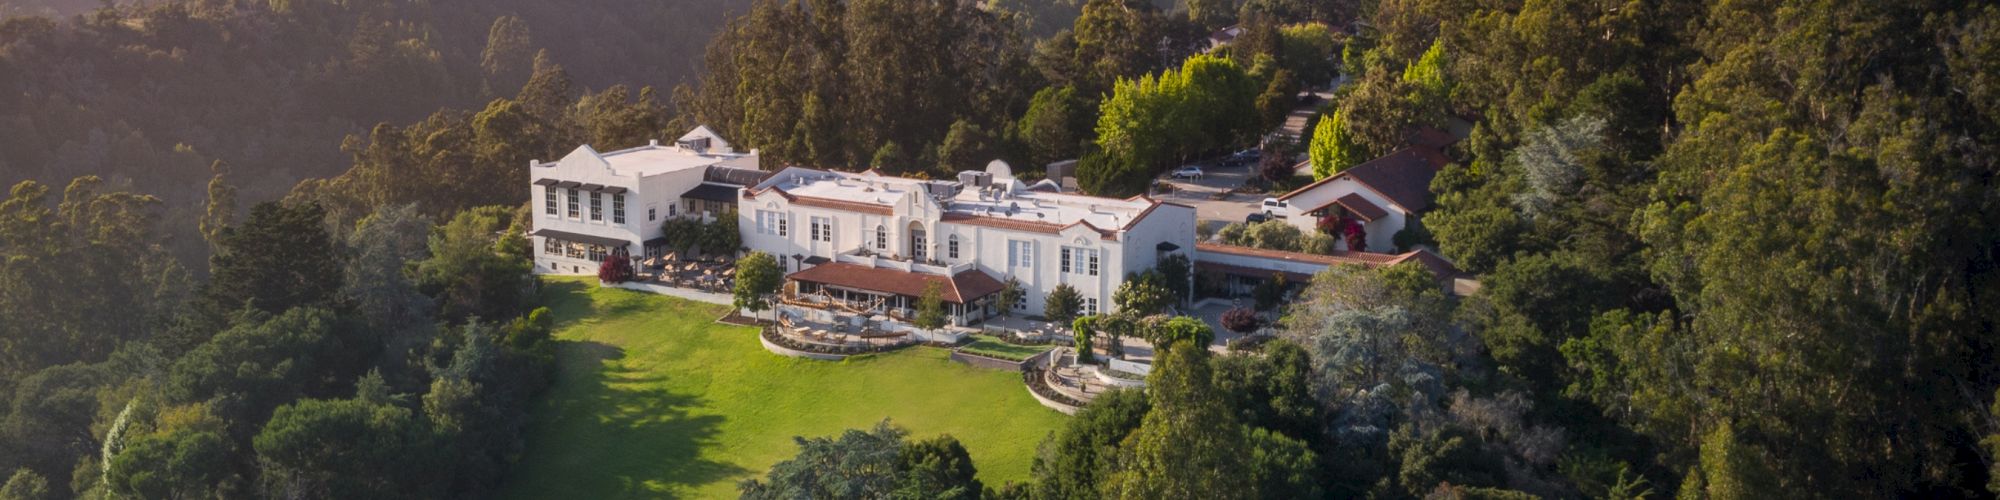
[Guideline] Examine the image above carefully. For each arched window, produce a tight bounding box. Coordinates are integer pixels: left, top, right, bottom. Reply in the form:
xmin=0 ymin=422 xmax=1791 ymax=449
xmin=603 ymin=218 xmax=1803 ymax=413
xmin=875 ymin=225 xmax=888 ymax=250
xmin=947 ymin=235 xmax=960 ymax=260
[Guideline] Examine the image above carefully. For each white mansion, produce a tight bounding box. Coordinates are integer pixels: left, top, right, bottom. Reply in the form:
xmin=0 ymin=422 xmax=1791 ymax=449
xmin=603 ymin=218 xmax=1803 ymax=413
xmin=528 ymin=127 xmax=765 ymax=274
xmin=739 ymin=163 xmax=1197 ymax=326
xmin=530 ymin=127 xmax=1468 ymax=329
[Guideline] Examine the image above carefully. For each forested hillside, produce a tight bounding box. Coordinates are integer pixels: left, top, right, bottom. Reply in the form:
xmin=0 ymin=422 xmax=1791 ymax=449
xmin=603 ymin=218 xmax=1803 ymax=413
xmin=0 ymin=0 xmax=751 ymax=263
xmin=1363 ymin=0 xmax=2000 ymax=496
xmin=706 ymin=0 xmax=2000 ymax=498
xmin=1 ymin=0 xmax=1996 ymax=498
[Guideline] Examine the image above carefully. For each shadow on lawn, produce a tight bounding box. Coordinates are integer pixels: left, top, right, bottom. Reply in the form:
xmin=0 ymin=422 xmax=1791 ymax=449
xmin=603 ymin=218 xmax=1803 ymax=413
xmin=518 ymin=339 xmax=747 ymax=499
xmin=536 ymin=279 xmax=597 ymax=326
xmin=540 ymin=278 xmax=700 ymax=324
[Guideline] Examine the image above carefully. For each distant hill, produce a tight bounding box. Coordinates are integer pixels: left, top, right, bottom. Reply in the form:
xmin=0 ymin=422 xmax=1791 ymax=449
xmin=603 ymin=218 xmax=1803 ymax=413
xmin=0 ymin=0 xmax=751 ymax=261
xmin=0 ymin=0 xmax=110 ymax=19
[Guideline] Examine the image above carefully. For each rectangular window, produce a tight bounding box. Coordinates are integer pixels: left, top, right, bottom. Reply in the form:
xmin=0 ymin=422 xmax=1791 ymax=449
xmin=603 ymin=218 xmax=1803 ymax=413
xmin=811 ymin=217 xmax=832 ymax=242
xmin=589 ymin=192 xmax=603 ymax=221
xmin=544 ymin=188 xmax=557 ymax=216
xmin=566 ymin=189 xmax=579 ymax=218
xmin=587 ymin=245 xmax=606 ymax=262
xmin=757 ymin=211 xmax=788 ymax=235
xmin=1084 ymin=298 xmax=1099 ymax=315
xmin=1060 ymin=247 xmax=1099 ymax=275
xmin=1008 ymin=240 xmax=1033 ymax=269
xmin=544 ymin=237 xmax=560 ymax=255
xmin=669 ymin=204 xmax=677 ymax=217
xmin=648 ymin=206 xmax=657 ymax=221
xmin=612 ymin=193 xmax=626 ymax=224
xmin=778 ymin=216 xmax=787 ymax=236
xmin=565 ymin=242 xmax=583 ymax=259
xmin=875 ymin=227 xmax=887 ymax=250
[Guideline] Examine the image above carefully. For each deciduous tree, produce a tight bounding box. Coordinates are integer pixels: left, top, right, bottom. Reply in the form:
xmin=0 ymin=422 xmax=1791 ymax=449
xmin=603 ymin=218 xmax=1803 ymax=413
xmin=1044 ymin=283 xmax=1083 ymax=324
xmin=733 ymin=252 xmax=783 ymax=320
xmin=1104 ymin=343 xmax=1253 ymax=499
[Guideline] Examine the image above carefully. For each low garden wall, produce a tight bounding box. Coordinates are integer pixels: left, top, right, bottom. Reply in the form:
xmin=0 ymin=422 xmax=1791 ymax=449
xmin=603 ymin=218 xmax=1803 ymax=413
xmin=1023 ymin=368 xmax=1083 ymax=415
xmin=759 ymin=330 xmax=848 ymax=361
xmin=1107 ymin=358 xmax=1153 ymax=376
xmin=949 ymin=345 xmax=1056 ymax=371
xmin=758 ymin=326 xmax=908 ymax=361
xmin=950 ymin=350 xmax=1026 ymax=371
xmin=1089 ymin=365 xmax=1147 ymax=388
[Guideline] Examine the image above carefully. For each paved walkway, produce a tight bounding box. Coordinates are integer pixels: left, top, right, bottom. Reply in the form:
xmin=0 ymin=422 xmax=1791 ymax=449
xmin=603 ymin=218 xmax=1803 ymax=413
xmin=605 ymin=281 xmax=733 ymax=306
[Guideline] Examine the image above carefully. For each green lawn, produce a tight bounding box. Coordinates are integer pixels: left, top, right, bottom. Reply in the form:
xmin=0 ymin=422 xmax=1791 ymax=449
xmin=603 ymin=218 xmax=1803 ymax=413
xmin=500 ymin=277 xmax=1068 ymax=499
xmin=959 ymin=335 xmax=1055 ymax=362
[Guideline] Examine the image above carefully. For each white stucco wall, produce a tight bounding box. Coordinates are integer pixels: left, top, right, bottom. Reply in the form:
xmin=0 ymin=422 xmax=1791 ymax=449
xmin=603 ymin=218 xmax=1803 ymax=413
xmin=737 ymin=177 xmax=1198 ymax=319
xmin=531 ymin=146 xmax=714 ymax=271
xmin=1279 ymin=176 xmax=1408 ymax=253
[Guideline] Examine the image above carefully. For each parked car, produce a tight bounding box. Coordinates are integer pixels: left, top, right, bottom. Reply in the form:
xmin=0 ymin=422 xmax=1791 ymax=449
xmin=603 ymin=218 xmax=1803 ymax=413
xmin=1246 ymin=212 xmax=1269 ymax=224
xmin=1170 ymin=166 xmax=1205 ymax=179
xmin=1230 ymin=149 xmax=1261 ymax=163
xmin=1261 ymin=198 xmax=1289 ymax=217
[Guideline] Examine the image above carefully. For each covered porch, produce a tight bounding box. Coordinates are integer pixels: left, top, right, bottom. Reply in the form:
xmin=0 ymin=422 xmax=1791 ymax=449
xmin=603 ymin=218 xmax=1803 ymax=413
xmin=779 ymin=262 xmax=1004 ymax=327
xmin=1194 ymin=261 xmax=1316 ymax=298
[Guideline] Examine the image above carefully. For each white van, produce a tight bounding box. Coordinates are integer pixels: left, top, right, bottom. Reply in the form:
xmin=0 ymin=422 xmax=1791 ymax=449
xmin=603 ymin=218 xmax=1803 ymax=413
xmin=1261 ymin=198 xmax=1288 ymax=218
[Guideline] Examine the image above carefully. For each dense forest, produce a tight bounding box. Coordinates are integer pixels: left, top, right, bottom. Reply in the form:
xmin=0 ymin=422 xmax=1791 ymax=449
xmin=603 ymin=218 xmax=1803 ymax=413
xmin=1 ymin=0 xmax=1996 ymax=498
xmin=0 ymin=0 xmax=755 ymax=264
xmin=716 ymin=0 xmax=2000 ymax=498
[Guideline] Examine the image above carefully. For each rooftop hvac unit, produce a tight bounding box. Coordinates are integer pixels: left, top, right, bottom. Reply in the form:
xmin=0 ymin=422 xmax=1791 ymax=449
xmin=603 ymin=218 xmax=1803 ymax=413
xmin=958 ymin=171 xmax=991 ymax=189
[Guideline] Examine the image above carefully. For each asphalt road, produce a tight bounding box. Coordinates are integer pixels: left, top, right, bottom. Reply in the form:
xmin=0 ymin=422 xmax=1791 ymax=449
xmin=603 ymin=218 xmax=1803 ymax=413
xmin=1153 ymin=157 xmax=1274 ymax=234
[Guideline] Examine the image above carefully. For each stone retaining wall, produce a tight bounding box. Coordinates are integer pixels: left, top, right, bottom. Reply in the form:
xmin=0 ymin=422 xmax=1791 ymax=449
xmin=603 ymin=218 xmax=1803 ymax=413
xmin=950 ymin=351 xmax=1027 ymax=371
xmin=1024 ymin=368 xmax=1084 ymax=415
xmin=1090 ymin=366 xmax=1147 ymax=388
xmin=759 ymin=330 xmax=849 ymax=361
xmin=1026 ymin=383 xmax=1081 ymax=415
xmin=950 ymin=348 xmax=1057 ymax=372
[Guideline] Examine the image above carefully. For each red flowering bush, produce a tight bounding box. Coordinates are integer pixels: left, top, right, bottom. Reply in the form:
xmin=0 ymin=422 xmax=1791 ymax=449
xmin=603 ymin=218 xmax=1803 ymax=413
xmin=1220 ymin=307 xmax=1262 ymax=334
xmin=597 ymin=253 xmax=634 ymax=283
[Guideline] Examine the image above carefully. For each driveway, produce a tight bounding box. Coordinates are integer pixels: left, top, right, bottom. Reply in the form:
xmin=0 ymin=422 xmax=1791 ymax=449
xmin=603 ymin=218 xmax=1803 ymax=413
xmin=1154 ymin=159 xmax=1268 ymax=231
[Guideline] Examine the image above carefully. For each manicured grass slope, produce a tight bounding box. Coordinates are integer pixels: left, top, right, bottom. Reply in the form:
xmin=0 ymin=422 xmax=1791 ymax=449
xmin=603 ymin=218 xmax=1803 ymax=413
xmin=501 ymin=278 xmax=1067 ymax=499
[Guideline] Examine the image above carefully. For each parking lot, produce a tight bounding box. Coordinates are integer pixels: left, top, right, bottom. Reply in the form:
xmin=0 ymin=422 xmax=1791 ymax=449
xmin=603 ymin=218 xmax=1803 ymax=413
xmin=1152 ymin=155 xmax=1279 ymax=232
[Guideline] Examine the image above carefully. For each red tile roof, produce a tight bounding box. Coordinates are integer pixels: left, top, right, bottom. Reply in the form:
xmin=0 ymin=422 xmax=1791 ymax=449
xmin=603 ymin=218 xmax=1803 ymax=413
xmin=1193 ymin=261 xmax=1318 ymax=283
xmin=1387 ymin=248 xmax=1467 ymax=279
xmin=940 ymin=213 xmax=1118 ymax=240
xmin=1196 ymin=243 xmax=1401 ymax=266
xmin=787 ymin=262 xmax=1005 ymax=303
xmin=1195 ymin=244 xmax=1465 ymax=279
xmin=791 ymin=195 xmax=894 ymax=215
